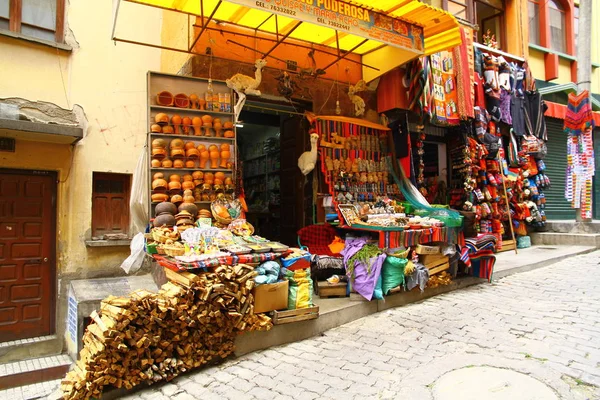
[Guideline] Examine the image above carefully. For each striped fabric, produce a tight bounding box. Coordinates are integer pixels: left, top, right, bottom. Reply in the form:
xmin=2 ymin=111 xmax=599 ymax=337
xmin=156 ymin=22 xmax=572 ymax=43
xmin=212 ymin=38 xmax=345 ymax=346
xmin=153 ymin=252 xmax=283 ymax=272
xmin=564 ymin=90 xmax=595 ymax=136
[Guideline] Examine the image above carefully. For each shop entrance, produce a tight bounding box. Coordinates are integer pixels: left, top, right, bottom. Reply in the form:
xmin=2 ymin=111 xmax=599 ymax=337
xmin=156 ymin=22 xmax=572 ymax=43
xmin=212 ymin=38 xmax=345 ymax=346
xmin=238 ymin=102 xmax=309 ymax=246
xmin=0 ymin=169 xmax=56 ymax=341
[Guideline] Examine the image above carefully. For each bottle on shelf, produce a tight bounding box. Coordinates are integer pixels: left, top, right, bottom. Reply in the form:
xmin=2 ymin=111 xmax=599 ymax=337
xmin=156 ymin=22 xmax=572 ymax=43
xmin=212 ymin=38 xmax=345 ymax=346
xmin=205 ymin=79 xmax=214 ymax=111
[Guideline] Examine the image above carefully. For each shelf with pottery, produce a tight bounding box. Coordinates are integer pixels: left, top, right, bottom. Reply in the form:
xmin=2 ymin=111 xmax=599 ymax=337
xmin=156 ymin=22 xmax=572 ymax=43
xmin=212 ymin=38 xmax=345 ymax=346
xmin=146 ymin=71 xmax=237 ymax=219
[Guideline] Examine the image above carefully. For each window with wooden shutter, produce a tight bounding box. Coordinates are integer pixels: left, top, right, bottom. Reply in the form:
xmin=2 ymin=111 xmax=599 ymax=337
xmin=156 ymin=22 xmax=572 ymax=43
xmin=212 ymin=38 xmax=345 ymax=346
xmin=1 ymin=0 xmax=66 ymax=43
xmin=92 ymin=172 xmax=131 ymax=238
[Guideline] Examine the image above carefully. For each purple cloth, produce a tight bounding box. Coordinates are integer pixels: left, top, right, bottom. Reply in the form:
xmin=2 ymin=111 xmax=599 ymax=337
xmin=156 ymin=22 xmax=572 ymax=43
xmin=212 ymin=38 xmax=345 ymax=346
xmin=341 ymin=238 xmax=385 ymax=301
xmin=500 ymin=89 xmax=512 ymax=125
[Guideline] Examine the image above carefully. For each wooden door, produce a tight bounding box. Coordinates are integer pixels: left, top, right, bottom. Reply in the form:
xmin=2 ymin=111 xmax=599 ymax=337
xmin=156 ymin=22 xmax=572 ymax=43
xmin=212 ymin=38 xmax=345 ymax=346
xmin=279 ymin=116 xmax=307 ymax=246
xmin=0 ymin=170 xmax=56 ymax=341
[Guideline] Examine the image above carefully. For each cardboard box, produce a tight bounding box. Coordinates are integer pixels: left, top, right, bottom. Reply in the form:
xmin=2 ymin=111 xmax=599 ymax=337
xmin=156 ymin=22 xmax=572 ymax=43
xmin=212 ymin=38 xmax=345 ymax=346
xmin=415 ymin=244 xmax=440 ymax=255
xmin=252 ymin=280 xmax=289 ymax=314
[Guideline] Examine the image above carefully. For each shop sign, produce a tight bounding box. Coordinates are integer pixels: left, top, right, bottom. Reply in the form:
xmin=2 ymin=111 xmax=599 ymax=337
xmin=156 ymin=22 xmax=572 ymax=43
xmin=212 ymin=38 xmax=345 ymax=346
xmin=229 ymin=0 xmax=424 ymax=52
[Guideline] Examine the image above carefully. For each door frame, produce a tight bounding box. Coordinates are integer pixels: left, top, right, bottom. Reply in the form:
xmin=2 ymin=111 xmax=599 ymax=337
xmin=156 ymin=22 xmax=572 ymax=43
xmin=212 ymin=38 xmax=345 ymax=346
xmin=0 ymin=168 xmax=58 ymax=337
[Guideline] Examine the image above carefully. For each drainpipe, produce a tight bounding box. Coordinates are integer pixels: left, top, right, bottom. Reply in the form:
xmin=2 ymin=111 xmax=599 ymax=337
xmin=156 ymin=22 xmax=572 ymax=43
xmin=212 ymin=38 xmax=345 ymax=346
xmin=575 ymin=0 xmax=593 ymax=224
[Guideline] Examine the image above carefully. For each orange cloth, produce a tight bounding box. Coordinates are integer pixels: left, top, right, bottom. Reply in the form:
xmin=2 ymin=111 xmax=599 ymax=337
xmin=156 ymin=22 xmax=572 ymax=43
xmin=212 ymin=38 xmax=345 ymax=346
xmin=328 ymin=236 xmax=345 ymax=255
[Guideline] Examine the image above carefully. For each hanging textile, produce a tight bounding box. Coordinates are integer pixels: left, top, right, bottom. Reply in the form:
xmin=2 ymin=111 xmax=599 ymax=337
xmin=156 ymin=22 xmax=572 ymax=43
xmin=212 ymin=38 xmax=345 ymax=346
xmin=430 ymin=51 xmax=460 ymax=125
xmin=453 ymin=27 xmax=475 ymax=119
xmin=565 ymin=90 xmax=596 ymax=219
xmin=407 ymin=59 xmax=425 ymax=117
xmin=524 ymin=91 xmax=548 ymax=141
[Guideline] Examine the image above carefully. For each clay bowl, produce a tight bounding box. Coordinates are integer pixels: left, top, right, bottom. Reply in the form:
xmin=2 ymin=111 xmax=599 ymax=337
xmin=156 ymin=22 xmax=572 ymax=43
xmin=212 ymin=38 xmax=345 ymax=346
xmin=151 ymin=193 xmax=169 ymax=203
xmin=185 ymin=160 xmax=196 ymax=168
xmin=155 ymin=113 xmax=169 ymax=125
xmin=179 ymin=203 xmax=198 ymax=216
xmin=152 ymin=178 xmax=168 ymax=191
xmin=162 ymin=125 xmax=175 ymax=134
xmin=192 ymin=171 xmax=203 ymax=180
xmin=170 ymin=194 xmax=183 ymax=205
xmin=152 ymin=138 xmax=167 ymax=148
xmin=156 ymin=91 xmax=174 ymax=106
xmin=151 ymin=159 xmax=161 ymax=168
xmin=155 ymin=202 xmax=177 ymax=215
xmin=182 ymin=181 xmax=195 ymax=191
xmin=184 ymin=142 xmax=196 ymax=150
xmin=151 ymin=124 xmax=162 ymax=133
xmin=169 ymin=174 xmax=181 ymax=182
xmin=151 ymin=148 xmax=167 ymax=160
xmin=170 ymin=138 xmax=184 ymax=149
xmin=162 ymin=159 xmax=173 ymax=168
xmin=174 ymin=93 xmax=190 ymax=108
xmin=153 ymin=213 xmax=176 ymax=227
xmin=171 ymin=148 xmax=185 ymax=159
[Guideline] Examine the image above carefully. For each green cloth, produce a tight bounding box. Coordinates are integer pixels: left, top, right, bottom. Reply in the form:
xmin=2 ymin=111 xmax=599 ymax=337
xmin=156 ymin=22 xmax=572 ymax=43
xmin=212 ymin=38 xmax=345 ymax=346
xmin=382 ymin=256 xmax=408 ymax=295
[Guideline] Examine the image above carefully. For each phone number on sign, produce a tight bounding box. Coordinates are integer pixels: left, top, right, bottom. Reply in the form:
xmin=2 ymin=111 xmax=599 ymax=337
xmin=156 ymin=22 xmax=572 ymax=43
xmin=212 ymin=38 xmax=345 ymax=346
xmin=328 ymin=20 xmax=350 ymax=30
xmin=270 ymin=4 xmax=297 ymax=15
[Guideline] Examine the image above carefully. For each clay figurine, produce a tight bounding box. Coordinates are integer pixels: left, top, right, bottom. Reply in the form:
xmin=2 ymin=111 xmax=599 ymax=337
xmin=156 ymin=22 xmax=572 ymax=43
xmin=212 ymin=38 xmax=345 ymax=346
xmin=298 ymin=133 xmax=320 ymax=175
xmin=348 ymin=80 xmax=367 ymax=117
xmin=226 ymin=58 xmax=268 ymax=121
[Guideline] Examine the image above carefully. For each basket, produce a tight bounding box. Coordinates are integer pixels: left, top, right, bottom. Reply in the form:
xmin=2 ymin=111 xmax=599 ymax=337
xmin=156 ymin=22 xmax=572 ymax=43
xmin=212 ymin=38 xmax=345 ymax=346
xmin=211 ymin=203 xmax=233 ymax=225
xmin=163 ymin=245 xmax=185 ymax=257
xmin=152 ymin=229 xmax=179 ymax=243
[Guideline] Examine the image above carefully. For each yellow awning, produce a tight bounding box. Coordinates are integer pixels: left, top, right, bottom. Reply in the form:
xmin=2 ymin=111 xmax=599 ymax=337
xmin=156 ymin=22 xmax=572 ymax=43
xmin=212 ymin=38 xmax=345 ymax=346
xmin=118 ymin=0 xmax=461 ymax=82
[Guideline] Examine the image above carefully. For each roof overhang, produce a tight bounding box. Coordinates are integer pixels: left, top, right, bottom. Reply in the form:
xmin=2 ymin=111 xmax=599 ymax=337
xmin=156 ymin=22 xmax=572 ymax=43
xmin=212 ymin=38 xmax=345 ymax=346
xmin=112 ymin=0 xmax=461 ymax=82
xmin=0 ymin=118 xmax=83 ymax=145
xmin=537 ymin=81 xmax=600 ymax=111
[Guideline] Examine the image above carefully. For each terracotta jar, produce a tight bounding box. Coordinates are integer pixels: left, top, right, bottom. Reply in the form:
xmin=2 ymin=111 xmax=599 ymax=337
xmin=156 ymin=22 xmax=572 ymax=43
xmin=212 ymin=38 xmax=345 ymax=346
xmin=171 ymin=148 xmax=185 ymax=159
xmin=185 ymin=160 xmax=196 ymax=168
xmin=152 ymin=148 xmax=166 ymax=159
xmin=192 ymin=117 xmax=202 ymax=136
xmin=214 ymin=172 xmax=225 ymax=181
xmin=173 ymin=159 xmax=184 ymax=168
xmin=162 ymin=159 xmax=173 ymax=168
xmin=152 ymin=178 xmax=168 ymax=191
xmin=155 ymin=113 xmax=169 ymax=125
xmin=209 ymin=150 xmax=219 ymax=168
xmin=170 ymin=138 xmax=184 ymax=149
xmin=198 ymin=98 xmax=206 ymax=110
xmin=153 ymin=213 xmax=175 ymax=227
xmin=189 ymin=94 xmax=199 ymax=110
xmin=151 ymin=159 xmax=161 ymax=168
xmin=203 ymin=122 xmax=213 ymax=137
xmin=169 ymin=175 xmax=180 ymax=182
xmin=186 ymin=148 xmax=199 ymax=159
xmin=182 ymin=117 xmax=192 ymax=135
xmin=162 ymin=125 xmax=175 ymax=134
xmin=184 ymin=141 xmax=195 ymax=150
xmin=182 ymin=174 xmax=193 ymax=182
xmin=223 ymin=121 xmax=234 ymax=130
xmin=155 ymin=201 xmax=177 ymax=215
xmin=152 ymin=138 xmax=166 ymax=148
xmin=223 ymin=130 xmax=235 ymax=138
xmin=204 ymin=172 xmax=214 ymax=184
xmin=179 ymin=202 xmax=198 ymax=216
xmin=197 ymin=144 xmax=206 ymax=153
xmin=192 ymin=171 xmax=203 ymax=180
xmin=212 ymin=118 xmax=222 ymax=137
xmin=201 ymin=115 xmax=213 ymax=125
xmin=151 ymin=193 xmax=169 ymax=203
xmin=182 ymin=180 xmax=195 ymax=190
xmin=199 ymin=150 xmax=209 ymax=169
xmin=170 ymin=194 xmax=183 ymax=205
xmin=151 ymin=124 xmax=162 ymax=133
xmin=171 ymin=115 xmax=182 ymax=134
xmin=219 ymin=144 xmax=230 ymax=168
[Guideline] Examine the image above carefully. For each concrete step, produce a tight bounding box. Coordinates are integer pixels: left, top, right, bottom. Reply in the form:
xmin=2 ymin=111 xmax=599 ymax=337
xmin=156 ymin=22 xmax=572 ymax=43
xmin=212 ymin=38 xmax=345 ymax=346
xmin=0 ymin=354 xmax=70 ymax=391
xmin=0 ymin=335 xmax=62 ymax=364
xmin=0 ymin=378 xmax=62 ymax=399
xmin=530 ymin=232 xmax=600 ymax=247
xmin=545 ymin=220 xmax=600 ymax=233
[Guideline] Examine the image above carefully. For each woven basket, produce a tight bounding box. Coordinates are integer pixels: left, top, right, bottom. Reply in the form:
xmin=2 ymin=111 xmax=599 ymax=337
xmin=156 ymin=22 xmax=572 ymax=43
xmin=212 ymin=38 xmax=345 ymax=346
xmin=163 ymin=245 xmax=185 ymax=257
xmin=211 ymin=203 xmax=233 ymax=225
xmin=152 ymin=230 xmax=179 ymax=243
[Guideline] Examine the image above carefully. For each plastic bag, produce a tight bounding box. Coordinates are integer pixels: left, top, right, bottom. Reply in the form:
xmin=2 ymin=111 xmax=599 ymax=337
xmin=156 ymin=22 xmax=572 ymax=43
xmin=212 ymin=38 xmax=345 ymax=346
xmin=382 ymin=256 xmax=408 ymax=295
xmin=129 ymin=148 xmax=149 ymax=236
xmin=373 ymin=275 xmax=384 ymax=300
xmin=120 ymin=233 xmax=145 ymax=274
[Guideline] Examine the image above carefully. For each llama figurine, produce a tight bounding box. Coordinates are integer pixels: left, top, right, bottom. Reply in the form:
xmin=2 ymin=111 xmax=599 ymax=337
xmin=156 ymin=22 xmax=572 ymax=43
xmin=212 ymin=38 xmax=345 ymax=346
xmin=348 ymin=80 xmax=367 ymax=117
xmin=298 ymin=133 xmax=320 ymax=176
xmin=226 ymin=58 xmax=268 ymax=121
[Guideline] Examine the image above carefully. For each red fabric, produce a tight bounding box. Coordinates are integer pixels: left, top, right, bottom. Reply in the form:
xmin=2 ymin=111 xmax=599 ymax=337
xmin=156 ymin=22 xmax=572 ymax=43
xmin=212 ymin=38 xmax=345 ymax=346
xmin=400 ymin=133 xmax=412 ymax=178
xmin=474 ymin=73 xmax=486 ymax=109
xmin=297 ymin=224 xmax=340 ymax=256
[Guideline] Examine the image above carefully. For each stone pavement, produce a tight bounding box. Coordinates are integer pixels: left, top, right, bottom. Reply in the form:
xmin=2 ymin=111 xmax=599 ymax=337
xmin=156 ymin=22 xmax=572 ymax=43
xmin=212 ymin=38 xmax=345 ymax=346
xmin=107 ymin=250 xmax=600 ymax=400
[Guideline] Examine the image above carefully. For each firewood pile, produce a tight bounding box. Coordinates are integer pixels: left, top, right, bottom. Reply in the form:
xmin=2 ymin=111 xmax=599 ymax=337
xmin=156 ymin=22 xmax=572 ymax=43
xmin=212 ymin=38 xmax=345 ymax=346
xmin=61 ymin=264 xmax=271 ymax=400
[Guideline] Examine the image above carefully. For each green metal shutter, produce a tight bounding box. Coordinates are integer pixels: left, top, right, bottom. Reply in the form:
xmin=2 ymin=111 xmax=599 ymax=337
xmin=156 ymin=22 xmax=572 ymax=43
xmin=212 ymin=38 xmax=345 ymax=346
xmin=543 ymin=118 xmax=576 ymax=220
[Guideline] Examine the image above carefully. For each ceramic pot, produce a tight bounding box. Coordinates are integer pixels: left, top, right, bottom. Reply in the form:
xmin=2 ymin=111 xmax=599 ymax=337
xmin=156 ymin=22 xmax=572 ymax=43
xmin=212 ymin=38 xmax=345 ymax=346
xmin=186 ymin=148 xmax=199 ymax=159
xmin=151 ymin=193 xmax=169 ymax=202
xmin=171 ymin=115 xmax=182 ymax=134
xmin=152 ymin=178 xmax=168 ymax=190
xmin=184 ymin=142 xmax=195 ymax=150
xmin=170 ymin=194 xmax=183 ymax=205
xmin=224 ymin=177 xmax=233 ymax=185
xmin=198 ymin=98 xmax=206 ymax=110
xmin=192 ymin=171 xmax=204 ymax=180
xmin=171 ymin=148 xmax=185 ymax=159
xmin=203 ymin=123 xmax=213 ymax=137
xmin=182 ymin=181 xmax=195 ymax=191
xmin=182 ymin=174 xmax=193 ymax=182
xmin=201 ymin=115 xmax=213 ymax=124
xmin=199 ymin=151 xmax=209 ymax=169
xmin=223 ymin=130 xmax=235 ymax=138
xmin=151 ymin=159 xmax=161 ymax=168
xmin=155 ymin=113 xmax=169 ymax=125
xmin=179 ymin=202 xmax=198 ymax=216
xmin=162 ymin=125 xmax=174 ymax=134
xmin=189 ymin=94 xmax=199 ymax=109
xmin=192 ymin=117 xmax=202 ymax=136
xmin=213 ymin=122 xmax=222 ymax=137
xmin=170 ymin=138 xmax=184 ymax=149
xmin=173 ymin=159 xmax=184 ymax=168
xmin=223 ymin=121 xmax=233 ymax=130
xmin=151 ymin=124 xmax=162 ymax=133
xmin=185 ymin=160 xmax=196 ymax=168
xmin=162 ymin=159 xmax=173 ymax=168
xmin=214 ymin=172 xmax=226 ymax=181
xmin=155 ymin=202 xmax=177 ymax=215
xmin=210 ymin=150 xmax=220 ymax=169
xmin=182 ymin=117 xmax=192 ymax=135
xmin=153 ymin=213 xmax=175 ymax=227
xmin=168 ymin=181 xmax=181 ymax=191
xmin=169 ymin=174 xmax=180 ymax=182
xmin=152 ymin=138 xmax=166 ymax=148
xmin=152 ymin=148 xmax=166 ymax=159
xmin=220 ymin=150 xmax=230 ymax=168
xmin=204 ymin=172 xmax=214 ymax=182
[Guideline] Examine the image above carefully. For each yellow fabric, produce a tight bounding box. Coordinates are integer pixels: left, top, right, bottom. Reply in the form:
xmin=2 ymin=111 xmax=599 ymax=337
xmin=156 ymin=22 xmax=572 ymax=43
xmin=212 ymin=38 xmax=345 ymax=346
xmin=124 ymin=0 xmax=460 ymax=56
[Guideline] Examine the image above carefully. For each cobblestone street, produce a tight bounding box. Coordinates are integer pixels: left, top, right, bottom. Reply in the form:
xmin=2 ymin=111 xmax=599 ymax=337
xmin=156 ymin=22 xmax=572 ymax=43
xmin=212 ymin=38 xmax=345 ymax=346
xmin=82 ymin=251 xmax=600 ymax=399
xmin=116 ymin=251 xmax=600 ymax=400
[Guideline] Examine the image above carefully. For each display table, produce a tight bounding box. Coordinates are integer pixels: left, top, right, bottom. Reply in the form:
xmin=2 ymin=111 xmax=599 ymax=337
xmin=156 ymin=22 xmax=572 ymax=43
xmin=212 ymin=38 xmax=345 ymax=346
xmin=337 ymin=225 xmax=464 ymax=248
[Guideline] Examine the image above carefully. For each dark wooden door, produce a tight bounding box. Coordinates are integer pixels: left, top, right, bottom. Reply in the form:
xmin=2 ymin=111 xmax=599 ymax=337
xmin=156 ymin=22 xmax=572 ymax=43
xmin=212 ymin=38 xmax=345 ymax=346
xmin=0 ymin=171 xmax=56 ymax=341
xmin=279 ymin=116 xmax=306 ymax=246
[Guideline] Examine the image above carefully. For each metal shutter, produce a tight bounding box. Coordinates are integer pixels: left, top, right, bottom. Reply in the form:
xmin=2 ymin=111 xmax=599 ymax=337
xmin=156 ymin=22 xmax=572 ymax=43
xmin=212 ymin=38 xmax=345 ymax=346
xmin=543 ymin=118 xmax=576 ymax=220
